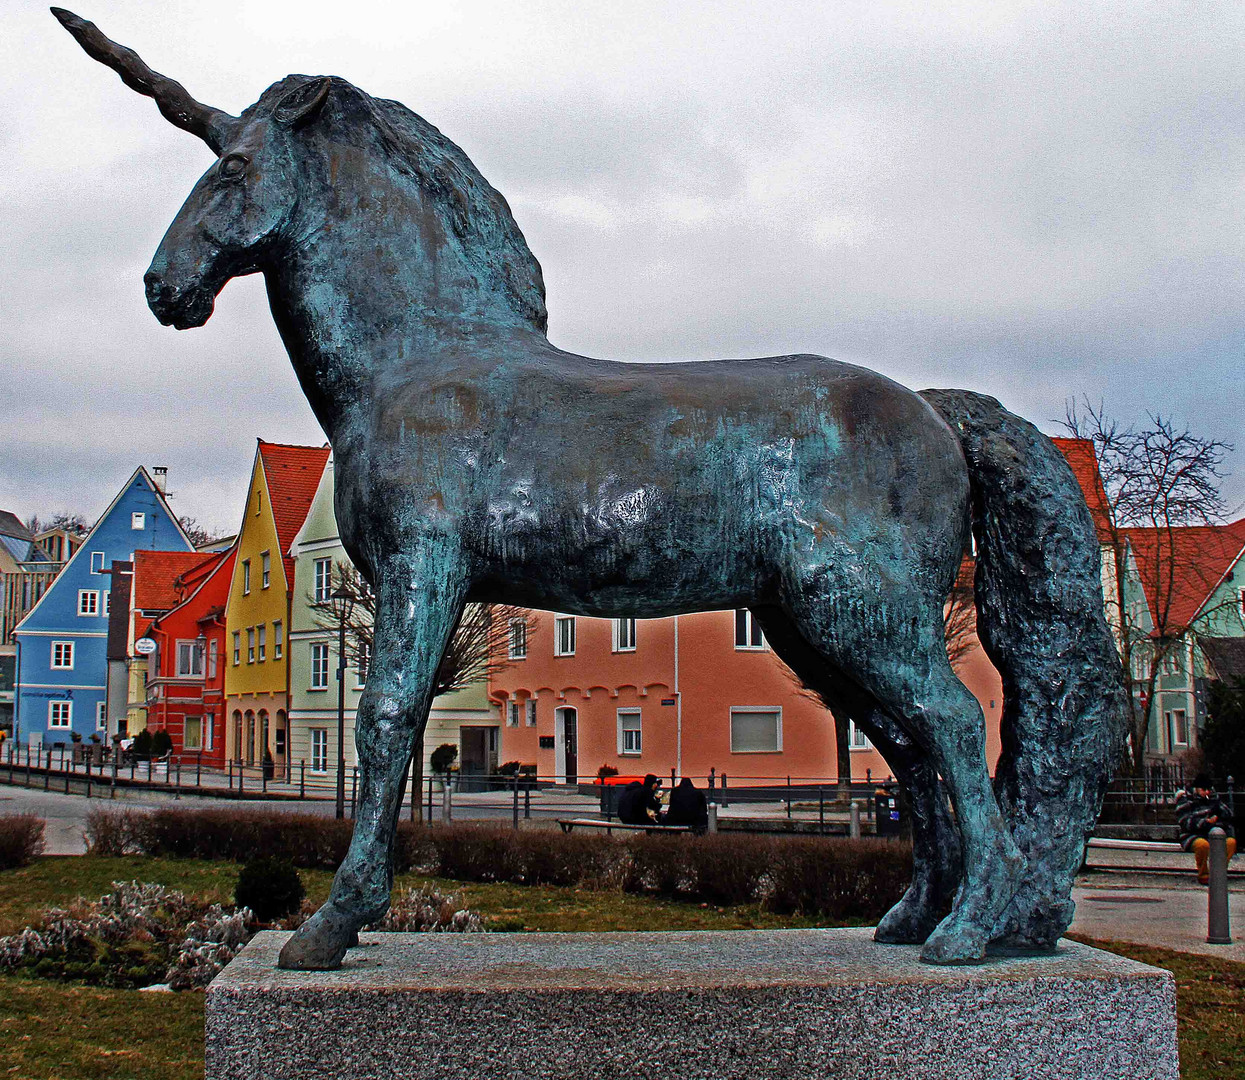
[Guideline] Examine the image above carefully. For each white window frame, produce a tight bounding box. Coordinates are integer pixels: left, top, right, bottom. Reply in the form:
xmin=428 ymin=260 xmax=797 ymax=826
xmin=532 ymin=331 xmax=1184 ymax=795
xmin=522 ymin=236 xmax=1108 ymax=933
xmin=96 ymin=701 xmax=107 ymax=730
xmin=526 ymin=699 xmax=537 ymax=727
xmin=734 ymin=609 xmax=765 ymax=650
xmin=613 ymin=618 xmax=637 ymax=652
xmin=176 ymin=639 xmax=204 ymax=677
xmin=1166 ymin=709 xmax=1188 ymax=748
xmin=247 ymin=627 xmax=256 ymax=664
xmin=314 ymin=558 xmax=333 ymax=603
xmin=208 ymin=639 xmax=218 ymax=679
xmin=508 ymin=618 xmax=527 ymax=660
xmin=273 ymin=621 xmax=284 ymax=660
xmin=49 ymin=700 xmax=72 ymax=728
xmin=729 ymin=707 xmax=783 ymax=753
xmin=51 ymin=640 xmax=75 ymax=670
xmin=257 ymin=624 xmax=267 ymax=662
xmin=78 ymin=590 xmax=100 ymax=616
xmin=131 ymin=512 xmax=145 ymax=530
xmin=355 ymin=639 xmax=370 ymax=685
xmin=102 ymin=591 xmax=110 ymax=617
xmin=204 ymin=712 xmax=215 ymax=751
xmin=848 ymin=719 xmax=872 ymax=750
xmin=90 ymin=551 xmax=106 ymax=574
xmin=232 ymin=631 xmax=241 ymax=666
xmin=618 ymin=708 xmax=642 ymax=755
xmin=507 ymin=701 xmax=520 ymax=727
xmin=241 ymin=559 xmax=251 ymax=595
xmin=261 ymin=550 xmax=271 ymax=589
xmin=310 ymin=728 xmax=328 ymax=772
xmin=310 ymin=643 xmax=330 ymax=690
xmin=554 ymin=616 xmax=576 ymax=656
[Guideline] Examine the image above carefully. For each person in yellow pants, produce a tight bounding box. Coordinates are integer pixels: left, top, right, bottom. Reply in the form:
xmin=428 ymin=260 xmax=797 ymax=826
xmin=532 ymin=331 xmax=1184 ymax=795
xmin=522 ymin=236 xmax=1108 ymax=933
xmin=1177 ymin=774 xmax=1237 ymax=885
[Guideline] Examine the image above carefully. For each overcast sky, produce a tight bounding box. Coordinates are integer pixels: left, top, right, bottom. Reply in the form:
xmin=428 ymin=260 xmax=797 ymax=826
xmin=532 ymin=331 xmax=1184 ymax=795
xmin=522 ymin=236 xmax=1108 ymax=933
xmin=3 ymin=0 xmax=1242 ymax=535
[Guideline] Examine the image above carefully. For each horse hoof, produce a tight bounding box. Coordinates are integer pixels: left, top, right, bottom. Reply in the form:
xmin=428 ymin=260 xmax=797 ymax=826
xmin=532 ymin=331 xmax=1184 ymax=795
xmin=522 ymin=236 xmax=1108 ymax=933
xmin=278 ymin=905 xmax=356 ymax=970
xmin=874 ymin=894 xmax=939 ymax=945
xmin=919 ymin=922 xmax=988 ymax=965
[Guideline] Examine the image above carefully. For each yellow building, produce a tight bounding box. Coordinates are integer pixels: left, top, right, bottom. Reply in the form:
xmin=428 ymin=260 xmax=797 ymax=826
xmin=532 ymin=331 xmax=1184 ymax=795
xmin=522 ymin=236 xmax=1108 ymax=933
xmin=224 ymin=441 xmax=330 ymax=771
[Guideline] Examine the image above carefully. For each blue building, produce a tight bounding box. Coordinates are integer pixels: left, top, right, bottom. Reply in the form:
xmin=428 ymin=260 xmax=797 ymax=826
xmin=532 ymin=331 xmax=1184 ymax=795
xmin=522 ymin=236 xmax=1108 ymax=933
xmin=13 ymin=468 xmax=192 ymax=746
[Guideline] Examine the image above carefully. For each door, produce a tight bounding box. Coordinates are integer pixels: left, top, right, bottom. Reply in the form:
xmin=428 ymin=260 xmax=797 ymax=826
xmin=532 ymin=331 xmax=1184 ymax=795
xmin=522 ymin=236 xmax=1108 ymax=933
xmin=459 ymin=727 xmax=488 ymax=792
xmin=563 ymin=708 xmax=578 ymax=785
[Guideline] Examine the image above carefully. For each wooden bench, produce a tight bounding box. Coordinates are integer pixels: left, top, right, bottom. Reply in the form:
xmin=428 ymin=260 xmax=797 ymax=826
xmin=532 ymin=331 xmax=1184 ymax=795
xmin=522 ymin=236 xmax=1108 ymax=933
xmin=557 ymin=818 xmax=692 ymax=835
xmin=1087 ymin=838 xmax=1183 ymax=853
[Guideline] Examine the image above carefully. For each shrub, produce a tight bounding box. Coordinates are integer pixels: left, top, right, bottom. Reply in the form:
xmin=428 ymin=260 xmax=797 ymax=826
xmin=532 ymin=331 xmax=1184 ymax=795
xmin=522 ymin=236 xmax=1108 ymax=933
xmin=0 ymin=814 xmax=46 ymax=869
xmin=597 ymin=764 xmax=620 ymax=780
xmin=496 ymin=760 xmax=522 ymax=776
xmin=85 ymin=808 xmax=139 ymax=855
xmin=430 ymin=743 xmax=458 ymax=776
xmin=150 ymin=729 xmax=173 ymax=757
xmin=131 ymin=729 xmax=153 ymax=759
xmin=235 ymin=858 xmax=305 ymax=922
xmin=366 ymin=885 xmax=485 ymax=933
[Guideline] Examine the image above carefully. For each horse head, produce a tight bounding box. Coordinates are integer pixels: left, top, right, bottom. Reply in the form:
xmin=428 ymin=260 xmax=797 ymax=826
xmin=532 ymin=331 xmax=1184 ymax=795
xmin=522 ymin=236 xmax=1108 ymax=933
xmin=54 ymin=9 xmax=338 ymax=330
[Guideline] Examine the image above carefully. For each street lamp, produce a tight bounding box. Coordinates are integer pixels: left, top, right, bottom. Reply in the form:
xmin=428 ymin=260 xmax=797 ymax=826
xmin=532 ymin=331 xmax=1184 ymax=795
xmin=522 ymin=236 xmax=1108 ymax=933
xmin=329 ymin=581 xmax=356 ymax=819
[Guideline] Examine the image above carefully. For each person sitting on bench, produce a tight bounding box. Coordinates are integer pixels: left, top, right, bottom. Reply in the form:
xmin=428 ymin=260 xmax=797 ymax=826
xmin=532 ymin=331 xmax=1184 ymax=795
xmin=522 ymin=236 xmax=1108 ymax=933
xmin=617 ymin=774 xmax=664 ymax=825
xmin=1177 ymin=773 xmax=1236 ymax=885
xmin=665 ymin=777 xmax=709 ymax=834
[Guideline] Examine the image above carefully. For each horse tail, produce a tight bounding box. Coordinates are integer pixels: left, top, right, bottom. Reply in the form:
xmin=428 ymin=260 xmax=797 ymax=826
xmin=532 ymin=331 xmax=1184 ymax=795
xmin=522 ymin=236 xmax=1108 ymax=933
xmin=920 ymin=388 xmax=1129 ymax=948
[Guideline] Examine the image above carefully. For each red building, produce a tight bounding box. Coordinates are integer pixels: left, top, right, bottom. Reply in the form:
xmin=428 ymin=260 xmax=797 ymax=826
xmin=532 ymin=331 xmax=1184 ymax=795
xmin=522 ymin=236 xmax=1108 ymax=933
xmin=137 ymin=546 xmax=236 ymax=766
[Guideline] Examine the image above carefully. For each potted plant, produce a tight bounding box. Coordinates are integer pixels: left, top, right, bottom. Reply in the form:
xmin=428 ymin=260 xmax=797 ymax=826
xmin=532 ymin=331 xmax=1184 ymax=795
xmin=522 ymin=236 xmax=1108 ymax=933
xmin=430 ymin=743 xmax=458 ymax=791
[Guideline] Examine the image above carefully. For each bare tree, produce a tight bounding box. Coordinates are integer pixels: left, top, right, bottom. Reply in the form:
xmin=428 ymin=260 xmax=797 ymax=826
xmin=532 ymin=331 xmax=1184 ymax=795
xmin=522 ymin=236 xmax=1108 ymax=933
xmin=178 ymin=515 xmax=227 ymax=549
xmin=25 ymin=511 xmax=90 ymax=536
xmin=1062 ymin=398 xmax=1235 ymax=776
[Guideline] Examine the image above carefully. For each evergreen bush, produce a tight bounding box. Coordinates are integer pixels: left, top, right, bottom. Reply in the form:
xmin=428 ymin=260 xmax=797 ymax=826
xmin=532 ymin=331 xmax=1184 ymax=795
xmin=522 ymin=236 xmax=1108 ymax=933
xmin=150 ymin=729 xmax=173 ymax=757
xmin=235 ymin=857 xmax=305 ymax=923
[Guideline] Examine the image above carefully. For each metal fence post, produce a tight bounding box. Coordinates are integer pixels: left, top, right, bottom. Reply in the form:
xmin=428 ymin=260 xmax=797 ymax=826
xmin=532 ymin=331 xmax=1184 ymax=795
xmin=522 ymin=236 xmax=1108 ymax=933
xmin=818 ymin=787 xmax=824 ymax=834
xmin=721 ymin=772 xmax=728 ymax=808
xmin=1208 ymin=828 xmax=1233 ymax=945
xmin=196 ymin=753 xmax=202 ymax=788
xmin=512 ymin=772 xmax=520 ymax=830
xmin=427 ymin=774 xmax=433 ymax=823
xmin=111 ymin=748 xmax=118 ymax=799
xmin=786 ymin=775 xmax=792 ymax=819
xmin=524 ymin=783 xmax=531 ymax=820
xmin=239 ymin=763 xmax=244 ymax=797
xmin=351 ymin=766 xmax=358 ymax=818
xmin=43 ymin=750 xmax=50 ymax=791
xmin=300 ymin=759 xmax=306 ymax=799
xmin=176 ymin=759 xmax=182 ymax=790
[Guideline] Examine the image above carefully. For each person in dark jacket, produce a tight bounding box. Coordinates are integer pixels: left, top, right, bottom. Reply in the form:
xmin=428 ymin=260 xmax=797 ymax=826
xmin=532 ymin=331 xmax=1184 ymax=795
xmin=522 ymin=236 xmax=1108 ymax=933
xmin=1177 ymin=773 xmax=1236 ymax=885
xmin=617 ymin=774 xmax=663 ymax=825
xmin=665 ymin=777 xmax=709 ymax=834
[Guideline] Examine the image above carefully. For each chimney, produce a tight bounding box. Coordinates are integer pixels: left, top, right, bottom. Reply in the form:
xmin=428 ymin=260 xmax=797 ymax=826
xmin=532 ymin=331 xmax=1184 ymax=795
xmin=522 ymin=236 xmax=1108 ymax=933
xmin=152 ymin=467 xmax=168 ymax=494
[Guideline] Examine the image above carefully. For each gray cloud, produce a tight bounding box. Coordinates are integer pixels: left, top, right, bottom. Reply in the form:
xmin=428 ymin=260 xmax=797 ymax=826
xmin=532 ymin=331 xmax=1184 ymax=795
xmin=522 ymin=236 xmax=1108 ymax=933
xmin=3 ymin=0 xmax=1241 ymax=535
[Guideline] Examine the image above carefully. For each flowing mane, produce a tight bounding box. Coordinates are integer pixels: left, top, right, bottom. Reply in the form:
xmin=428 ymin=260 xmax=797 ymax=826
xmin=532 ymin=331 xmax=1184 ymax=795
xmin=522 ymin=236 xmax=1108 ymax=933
xmin=253 ymin=75 xmax=550 ymax=333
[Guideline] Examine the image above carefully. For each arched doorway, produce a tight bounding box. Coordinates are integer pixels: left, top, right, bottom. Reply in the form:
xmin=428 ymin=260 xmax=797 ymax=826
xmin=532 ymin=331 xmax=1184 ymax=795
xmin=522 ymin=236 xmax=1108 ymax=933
xmin=232 ymin=711 xmax=242 ymax=762
xmin=244 ymin=710 xmax=256 ymax=765
xmin=275 ymin=709 xmax=288 ymax=780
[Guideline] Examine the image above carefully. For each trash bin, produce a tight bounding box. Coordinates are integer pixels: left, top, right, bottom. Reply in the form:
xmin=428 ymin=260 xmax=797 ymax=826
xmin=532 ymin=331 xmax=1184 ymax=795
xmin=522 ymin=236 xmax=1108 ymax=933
xmin=874 ymin=788 xmax=903 ymax=837
xmin=600 ymin=782 xmax=622 ymax=818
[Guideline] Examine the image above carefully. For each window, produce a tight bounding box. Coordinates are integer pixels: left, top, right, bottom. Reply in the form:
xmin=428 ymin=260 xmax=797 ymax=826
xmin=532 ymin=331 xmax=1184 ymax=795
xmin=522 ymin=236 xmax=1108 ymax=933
xmin=102 ymin=591 xmax=110 ymax=617
xmin=184 ymin=716 xmax=202 ymax=751
xmin=356 ymin=640 xmax=370 ymax=684
xmin=554 ymin=616 xmax=576 ymax=656
xmin=507 ymin=701 xmax=520 ymax=727
xmin=176 ymin=640 xmax=204 ymax=677
xmin=96 ymin=701 xmax=107 ymax=731
xmin=208 ymin=639 xmax=218 ymax=679
xmin=526 ymin=700 xmax=537 ymax=727
xmin=311 ymin=644 xmax=330 ymax=689
xmin=49 ymin=700 xmax=72 ymax=728
xmin=618 ymin=709 xmax=642 ymax=755
xmin=261 ymin=551 xmax=271 ymax=589
xmin=730 ymin=708 xmax=782 ymax=753
xmin=1167 ymin=709 xmax=1188 ymax=748
xmin=232 ymin=631 xmax=241 ymax=665
xmin=613 ymin=618 xmax=637 ymax=652
xmin=254 ymin=489 xmax=262 ymax=516
xmin=78 ymin=590 xmax=100 ymax=616
xmin=273 ymin=621 xmax=283 ymax=660
xmin=257 ymin=624 xmax=267 ymax=662
xmin=508 ymin=619 xmax=527 ymax=660
xmin=848 ymin=720 xmax=872 ymax=750
xmin=51 ymin=641 xmax=74 ymax=669
xmin=314 ymin=559 xmax=333 ymax=603
xmin=311 ymin=728 xmax=328 ymax=772
xmin=204 ymin=712 xmax=215 ymax=751
xmin=91 ymin=551 xmax=105 ymax=574
xmin=241 ymin=560 xmax=251 ymax=595
xmin=247 ymin=627 xmax=256 ymax=663
xmin=734 ymin=609 xmax=764 ymax=649
xmin=131 ymin=512 xmax=145 ymax=530
xmin=1159 ymin=649 xmax=1180 ymax=677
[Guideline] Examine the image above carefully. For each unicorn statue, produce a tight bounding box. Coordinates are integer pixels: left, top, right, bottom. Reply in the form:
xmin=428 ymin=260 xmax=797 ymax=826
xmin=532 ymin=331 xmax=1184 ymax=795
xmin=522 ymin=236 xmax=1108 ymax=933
xmin=53 ymin=9 xmax=1126 ymax=971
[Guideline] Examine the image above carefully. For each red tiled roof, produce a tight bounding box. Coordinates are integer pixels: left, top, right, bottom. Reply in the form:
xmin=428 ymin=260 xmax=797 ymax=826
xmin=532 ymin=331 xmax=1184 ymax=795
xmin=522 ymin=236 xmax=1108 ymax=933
xmin=1122 ymin=519 xmax=1245 ymax=632
xmin=132 ymin=550 xmax=223 ymax=612
xmin=258 ymin=441 xmax=331 ymax=583
xmin=1051 ymin=437 xmax=1114 ymax=542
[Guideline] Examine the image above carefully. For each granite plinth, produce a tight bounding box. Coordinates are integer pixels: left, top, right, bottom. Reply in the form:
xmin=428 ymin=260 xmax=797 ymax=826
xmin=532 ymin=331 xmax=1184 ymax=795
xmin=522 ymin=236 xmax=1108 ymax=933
xmin=205 ymin=928 xmax=1178 ymax=1080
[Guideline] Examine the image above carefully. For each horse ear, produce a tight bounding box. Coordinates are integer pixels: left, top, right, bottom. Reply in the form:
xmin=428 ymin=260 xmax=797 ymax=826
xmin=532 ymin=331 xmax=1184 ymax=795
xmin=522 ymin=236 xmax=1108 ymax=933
xmin=273 ymin=78 xmax=331 ymax=126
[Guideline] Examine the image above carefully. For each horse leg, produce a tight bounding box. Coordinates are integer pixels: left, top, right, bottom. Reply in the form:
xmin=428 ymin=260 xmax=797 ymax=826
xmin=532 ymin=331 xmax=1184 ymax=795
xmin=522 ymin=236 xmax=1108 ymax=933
xmin=788 ymin=590 xmax=1023 ymax=964
xmin=279 ymin=546 xmax=466 ymax=970
xmin=753 ymin=607 xmax=961 ymax=945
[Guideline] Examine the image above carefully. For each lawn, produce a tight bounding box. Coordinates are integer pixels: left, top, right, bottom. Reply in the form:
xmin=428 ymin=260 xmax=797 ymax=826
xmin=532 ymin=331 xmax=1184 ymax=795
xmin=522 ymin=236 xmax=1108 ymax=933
xmin=0 ymin=857 xmax=1239 ymax=1079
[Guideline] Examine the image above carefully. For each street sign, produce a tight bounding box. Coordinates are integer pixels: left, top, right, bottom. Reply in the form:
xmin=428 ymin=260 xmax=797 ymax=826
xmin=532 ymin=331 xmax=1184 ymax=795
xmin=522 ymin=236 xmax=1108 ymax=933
xmin=134 ymin=637 xmax=157 ymax=655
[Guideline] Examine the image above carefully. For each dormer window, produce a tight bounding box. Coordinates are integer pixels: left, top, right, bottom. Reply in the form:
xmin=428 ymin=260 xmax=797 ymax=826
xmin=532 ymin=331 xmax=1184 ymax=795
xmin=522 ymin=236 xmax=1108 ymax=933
xmin=131 ymin=512 xmax=146 ymax=530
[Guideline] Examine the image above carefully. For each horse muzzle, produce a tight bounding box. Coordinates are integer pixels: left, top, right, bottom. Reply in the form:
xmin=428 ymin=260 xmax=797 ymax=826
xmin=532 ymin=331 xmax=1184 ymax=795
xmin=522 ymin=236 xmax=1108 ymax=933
xmin=144 ymin=272 xmax=216 ymax=330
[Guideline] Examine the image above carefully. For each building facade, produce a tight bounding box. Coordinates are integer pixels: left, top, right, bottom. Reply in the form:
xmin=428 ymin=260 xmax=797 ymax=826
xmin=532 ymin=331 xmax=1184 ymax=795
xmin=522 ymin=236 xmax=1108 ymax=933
xmin=13 ymin=468 xmax=192 ymax=745
xmin=223 ymin=441 xmax=331 ymax=773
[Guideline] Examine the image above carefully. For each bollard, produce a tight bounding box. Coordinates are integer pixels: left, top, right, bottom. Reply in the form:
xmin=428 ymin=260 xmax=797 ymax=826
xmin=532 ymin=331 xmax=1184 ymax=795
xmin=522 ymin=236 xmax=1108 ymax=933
xmin=176 ymin=759 xmax=182 ymax=790
xmin=43 ymin=750 xmax=50 ymax=791
xmin=197 ymin=754 xmax=202 ymax=787
xmin=850 ymin=800 xmax=862 ymax=840
xmin=721 ymin=772 xmax=728 ymax=808
xmin=707 ymin=803 xmax=718 ymax=834
xmin=441 ymin=781 xmax=452 ymax=823
xmin=1208 ymin=827 xmax=1233 ymax=945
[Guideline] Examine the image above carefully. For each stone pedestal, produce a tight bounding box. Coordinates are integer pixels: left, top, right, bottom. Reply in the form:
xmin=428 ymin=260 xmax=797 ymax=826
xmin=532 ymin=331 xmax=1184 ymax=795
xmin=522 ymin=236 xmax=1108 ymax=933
xmin=206 ymin=928 xmax=1178 ymax=1079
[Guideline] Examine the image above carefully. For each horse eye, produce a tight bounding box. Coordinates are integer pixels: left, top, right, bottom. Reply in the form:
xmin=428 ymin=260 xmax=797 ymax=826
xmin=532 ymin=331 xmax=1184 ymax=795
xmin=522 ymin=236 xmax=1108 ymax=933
xmin=220 ymin=154 xmax=249 ymax=179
